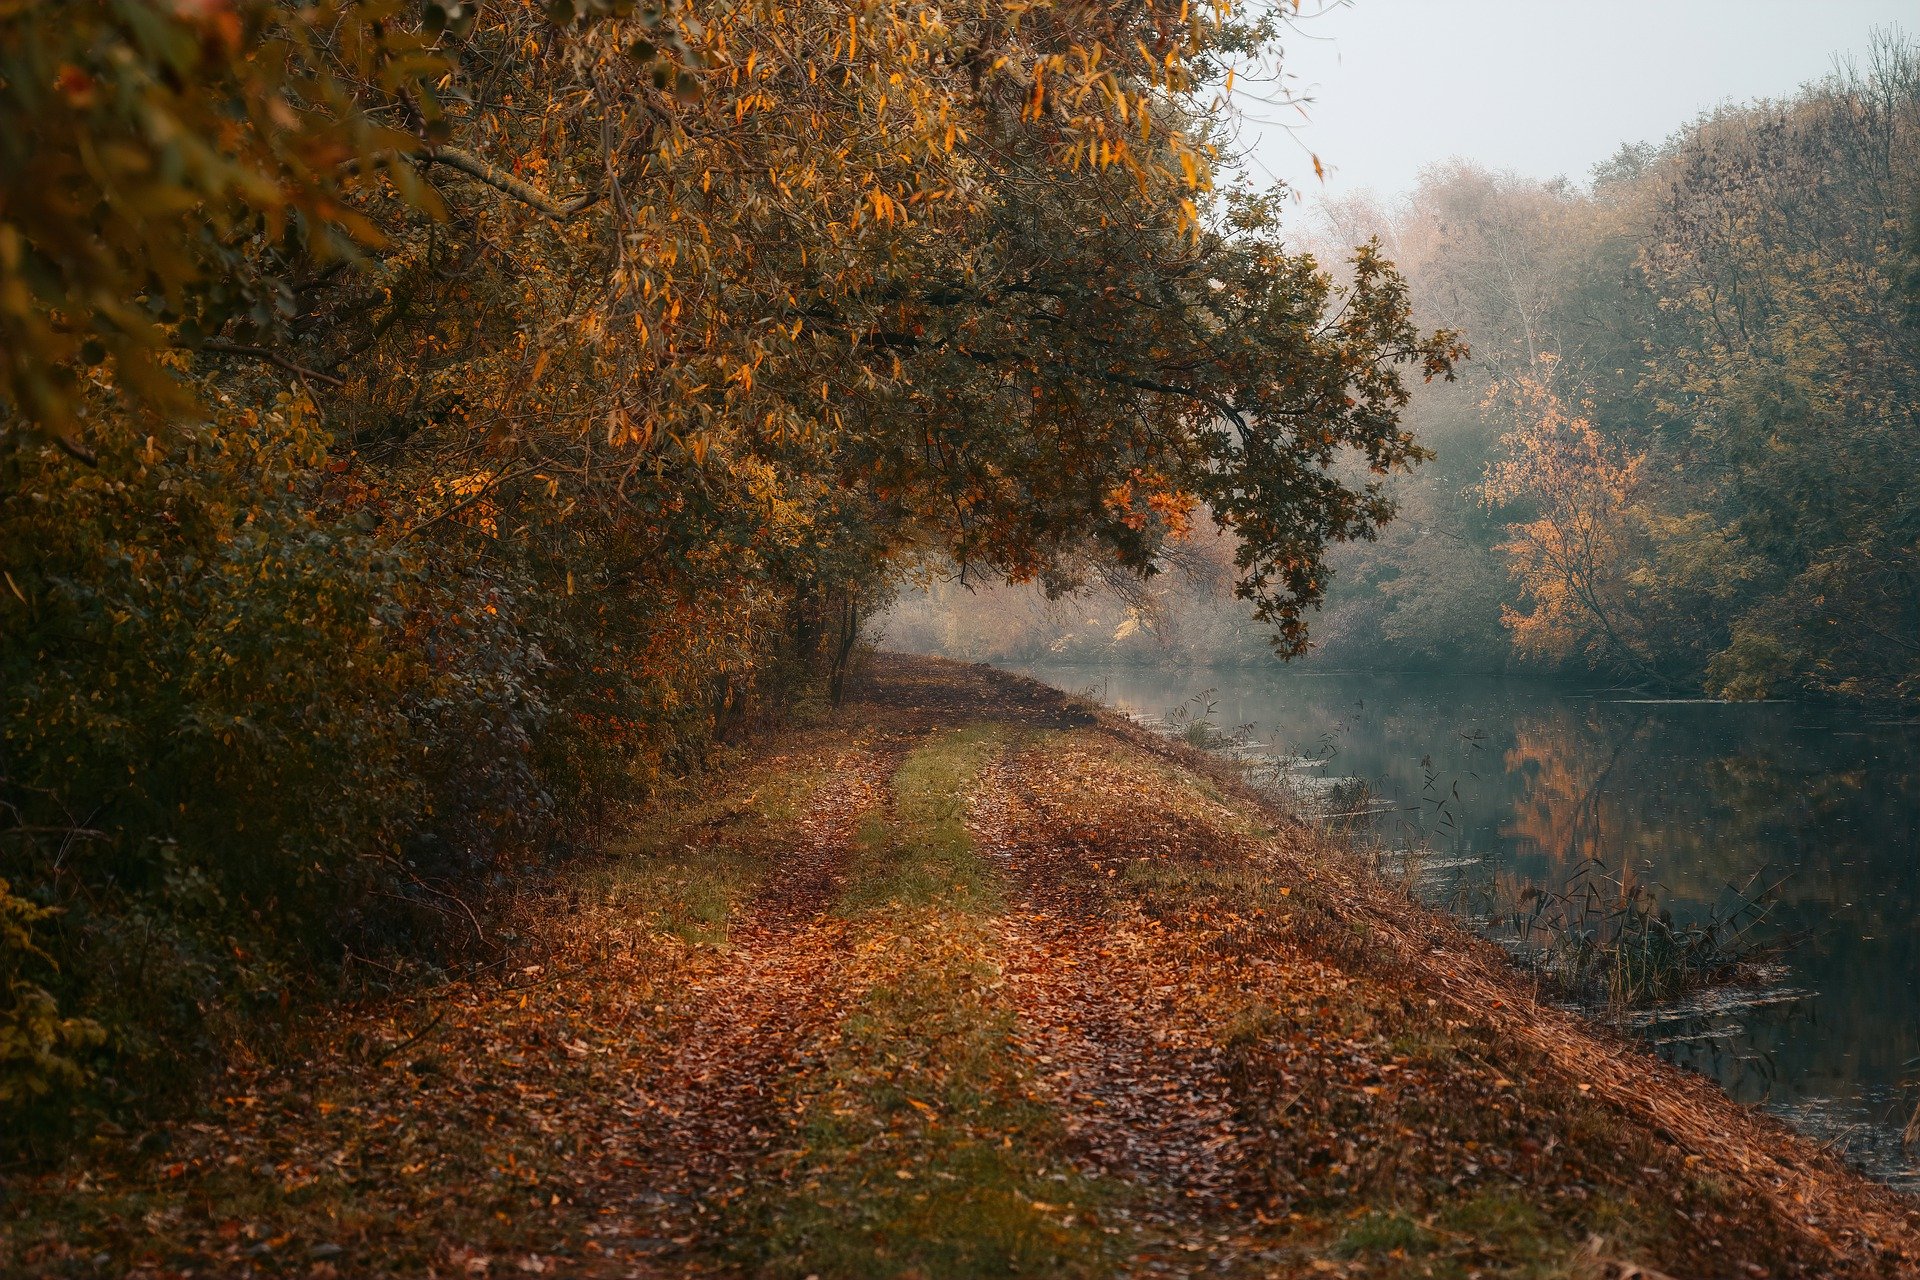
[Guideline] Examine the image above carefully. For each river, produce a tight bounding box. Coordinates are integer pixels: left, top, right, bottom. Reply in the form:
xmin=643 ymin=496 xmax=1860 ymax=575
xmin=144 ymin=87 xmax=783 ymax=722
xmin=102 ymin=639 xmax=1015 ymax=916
xmin=1003 ymin=662 xmax=1920 ymax=1190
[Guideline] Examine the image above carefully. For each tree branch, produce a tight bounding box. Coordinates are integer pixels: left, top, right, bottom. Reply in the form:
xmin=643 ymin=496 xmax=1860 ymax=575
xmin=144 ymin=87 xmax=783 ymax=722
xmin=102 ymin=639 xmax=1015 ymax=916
xmin=423 ymin=147 xmax=603 ymax=220
xmin=52 ymin=434 xmax=99 ymax=466
xmin=197 ymin=340 xmax=347 ymax=388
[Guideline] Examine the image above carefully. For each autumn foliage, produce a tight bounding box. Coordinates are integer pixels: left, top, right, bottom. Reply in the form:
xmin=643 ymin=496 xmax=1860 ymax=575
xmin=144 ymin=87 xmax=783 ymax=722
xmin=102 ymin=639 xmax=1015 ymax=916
xmin=0 ymin=1 xmax=1455 ymax=1140
xmin=1140 ymin=37 xmax=1920 ymax=695
xmin=1480 ymin=362 xmax=1650 ymax=672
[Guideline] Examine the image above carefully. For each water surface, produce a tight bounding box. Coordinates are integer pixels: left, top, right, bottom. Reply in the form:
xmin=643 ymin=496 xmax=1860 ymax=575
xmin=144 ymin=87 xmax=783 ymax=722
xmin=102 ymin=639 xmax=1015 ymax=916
xmin=1008 ymin=662 xmax=1920 ymax=1189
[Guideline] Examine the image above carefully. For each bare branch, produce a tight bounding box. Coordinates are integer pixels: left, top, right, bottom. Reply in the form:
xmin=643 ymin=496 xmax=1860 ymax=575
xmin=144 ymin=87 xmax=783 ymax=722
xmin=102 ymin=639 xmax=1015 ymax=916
xmin=423 ymin=147 xmax=603 ymax=220
xmin=197 ymin=340 xmax=347 ymax=388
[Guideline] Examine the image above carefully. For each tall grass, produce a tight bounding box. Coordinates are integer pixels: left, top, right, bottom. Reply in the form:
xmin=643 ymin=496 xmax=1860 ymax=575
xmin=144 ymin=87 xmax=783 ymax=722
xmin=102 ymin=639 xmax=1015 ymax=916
xmin=1475 ymin=862 xmax=1790 ymax=1009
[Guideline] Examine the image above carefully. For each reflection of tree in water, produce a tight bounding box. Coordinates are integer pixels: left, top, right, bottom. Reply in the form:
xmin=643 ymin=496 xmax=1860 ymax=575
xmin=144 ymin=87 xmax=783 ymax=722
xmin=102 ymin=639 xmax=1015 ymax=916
xmin=1499 ymin=706 xmax=1641 ymax=888
xmin=1706 ymin=746 xmax=1920 ymax=1091
xmin=1497 ymin=708 xmax=1886 ymax=917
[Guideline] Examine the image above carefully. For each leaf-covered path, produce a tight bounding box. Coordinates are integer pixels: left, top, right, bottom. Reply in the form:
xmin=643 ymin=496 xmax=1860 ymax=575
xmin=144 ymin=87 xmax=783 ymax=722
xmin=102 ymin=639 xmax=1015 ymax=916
xmin=7 ymin=655 xmax=1920 ymax=1279
xmin=573 ymin=742 xmax=892 ymax=1270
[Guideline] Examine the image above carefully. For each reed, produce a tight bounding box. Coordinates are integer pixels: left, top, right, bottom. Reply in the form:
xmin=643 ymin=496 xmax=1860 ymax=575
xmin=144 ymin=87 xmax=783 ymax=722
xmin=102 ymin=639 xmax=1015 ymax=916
xmin=1474 ymin=861 xmax=1789 ymax=1009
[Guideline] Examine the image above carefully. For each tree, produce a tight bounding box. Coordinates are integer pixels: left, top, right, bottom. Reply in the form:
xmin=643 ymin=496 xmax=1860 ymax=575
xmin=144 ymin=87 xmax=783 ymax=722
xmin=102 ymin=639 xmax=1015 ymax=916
xmin=1639 ymin=32 xmax=1920 ymax=699
xmin=0 ymin=0 xmax=1458 ymax=1136
xmin=1481 ymin=361 xmax=1654 ymax=677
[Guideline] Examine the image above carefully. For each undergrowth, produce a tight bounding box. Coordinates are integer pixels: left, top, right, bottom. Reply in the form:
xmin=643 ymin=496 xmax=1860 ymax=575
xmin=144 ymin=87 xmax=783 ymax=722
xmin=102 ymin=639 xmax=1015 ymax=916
xmin=1473 ymin=861 xmax=1789 ymax=1009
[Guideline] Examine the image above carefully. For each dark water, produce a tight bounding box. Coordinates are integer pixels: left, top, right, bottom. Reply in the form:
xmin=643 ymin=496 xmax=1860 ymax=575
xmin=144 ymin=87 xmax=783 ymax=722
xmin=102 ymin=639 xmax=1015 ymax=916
xmin=1008 ymin=662 xmax=1920 ymax=1190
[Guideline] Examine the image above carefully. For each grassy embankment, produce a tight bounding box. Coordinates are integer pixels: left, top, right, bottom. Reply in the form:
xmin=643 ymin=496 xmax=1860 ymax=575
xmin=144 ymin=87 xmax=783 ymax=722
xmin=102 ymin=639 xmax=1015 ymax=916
xmin=3 ymin=654 xmax=1917 ymax=1278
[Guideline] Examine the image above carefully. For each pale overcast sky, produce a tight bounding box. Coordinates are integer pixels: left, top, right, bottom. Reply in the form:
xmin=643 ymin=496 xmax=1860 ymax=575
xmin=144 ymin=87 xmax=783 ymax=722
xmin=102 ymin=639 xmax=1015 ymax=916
xmin=1231 ymin=0 xmax=1915 ymax=200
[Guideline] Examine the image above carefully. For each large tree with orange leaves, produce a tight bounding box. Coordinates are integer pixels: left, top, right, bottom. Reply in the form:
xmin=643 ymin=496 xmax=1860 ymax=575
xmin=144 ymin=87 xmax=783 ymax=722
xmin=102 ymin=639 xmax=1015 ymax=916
xmin=0 ymin=0 xmax=1456 ymax=1132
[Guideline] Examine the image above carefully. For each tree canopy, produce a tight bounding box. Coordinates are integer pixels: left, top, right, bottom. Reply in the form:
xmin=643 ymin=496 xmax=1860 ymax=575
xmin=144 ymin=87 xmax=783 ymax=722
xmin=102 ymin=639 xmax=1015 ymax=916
xmin=0 ymin=0 xmax=1455 ymax=1140
xmin=900 ymin=32 xmax=1920 ymax=700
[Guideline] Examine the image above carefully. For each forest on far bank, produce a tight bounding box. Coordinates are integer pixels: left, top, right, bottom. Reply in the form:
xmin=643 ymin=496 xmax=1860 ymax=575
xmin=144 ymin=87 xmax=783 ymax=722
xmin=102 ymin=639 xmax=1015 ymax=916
xmin=889 ymin=32 xmax=1920 ymax=703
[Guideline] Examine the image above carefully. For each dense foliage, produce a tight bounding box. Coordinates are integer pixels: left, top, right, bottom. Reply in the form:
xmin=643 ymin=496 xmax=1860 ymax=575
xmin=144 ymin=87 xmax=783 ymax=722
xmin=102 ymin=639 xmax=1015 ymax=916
xmin=929 ymin=35 xmax=1920 ymax=696
xmin=1324 ymin=34 xmax=1920 ymax=698
xmin=0 ymin=0 xmax=1455 ymax=1143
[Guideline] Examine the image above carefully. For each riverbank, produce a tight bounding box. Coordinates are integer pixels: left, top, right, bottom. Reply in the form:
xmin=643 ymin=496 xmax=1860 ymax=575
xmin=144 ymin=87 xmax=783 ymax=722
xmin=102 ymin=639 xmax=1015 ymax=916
xmin=1009 ymin=657 xmax=1920 ymax=1185
xmin=5 ymin=653 xmax=1916 ymax=1278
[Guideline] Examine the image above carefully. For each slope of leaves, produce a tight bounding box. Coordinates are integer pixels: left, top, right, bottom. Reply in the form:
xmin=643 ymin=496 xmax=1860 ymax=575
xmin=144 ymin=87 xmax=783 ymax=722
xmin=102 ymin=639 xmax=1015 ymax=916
xmin=6 ymin=656 xmax=1916 ymax=1279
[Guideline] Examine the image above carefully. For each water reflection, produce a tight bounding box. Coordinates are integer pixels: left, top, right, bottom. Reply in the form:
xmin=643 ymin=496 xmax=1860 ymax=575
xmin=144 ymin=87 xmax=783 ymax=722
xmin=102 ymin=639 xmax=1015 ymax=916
xmin=1010 ymin=664 xmax=1920 ymax=1189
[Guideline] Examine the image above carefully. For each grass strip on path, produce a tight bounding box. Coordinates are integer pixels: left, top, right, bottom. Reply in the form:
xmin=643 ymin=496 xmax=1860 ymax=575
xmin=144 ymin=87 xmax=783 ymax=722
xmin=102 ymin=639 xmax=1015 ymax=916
xmin=579 ymin=741 xmax=831 ymax=946
xmin=738 ymin=725 xmax=1120 ymax=1280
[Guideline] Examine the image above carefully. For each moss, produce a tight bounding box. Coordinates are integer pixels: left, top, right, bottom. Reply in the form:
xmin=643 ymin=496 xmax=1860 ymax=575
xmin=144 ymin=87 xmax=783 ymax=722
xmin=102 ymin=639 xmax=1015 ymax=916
xmin=1336 ymin=1209 xmax=1439 ymax=1258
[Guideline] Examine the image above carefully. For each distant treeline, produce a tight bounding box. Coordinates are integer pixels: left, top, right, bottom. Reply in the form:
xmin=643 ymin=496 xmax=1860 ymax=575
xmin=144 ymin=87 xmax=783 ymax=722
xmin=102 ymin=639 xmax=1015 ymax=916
xmin=894 ymin=33 xmax=1920 ymax=700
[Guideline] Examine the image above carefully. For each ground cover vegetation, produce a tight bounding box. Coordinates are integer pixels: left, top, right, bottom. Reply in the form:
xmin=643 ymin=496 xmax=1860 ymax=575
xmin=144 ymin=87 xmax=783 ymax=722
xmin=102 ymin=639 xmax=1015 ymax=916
xmin=0 ymin=1 xmax=1463 ymax=1150
xmin=892 ymin=33 xmax=1920 ymax=701
xmin=7 ymin=657 xmax=1917 ymax=1277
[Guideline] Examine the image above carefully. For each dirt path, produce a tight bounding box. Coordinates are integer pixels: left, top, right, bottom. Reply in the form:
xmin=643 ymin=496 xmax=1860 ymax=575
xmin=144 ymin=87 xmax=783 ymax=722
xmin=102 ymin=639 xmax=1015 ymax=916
xmin=972 ymin=760 xmax=1252 ymax=1237
xmin=577 ymin=746 xmax=894 ymax=1274
xmin=5 ymin=653 xmax=1918 ymax=1280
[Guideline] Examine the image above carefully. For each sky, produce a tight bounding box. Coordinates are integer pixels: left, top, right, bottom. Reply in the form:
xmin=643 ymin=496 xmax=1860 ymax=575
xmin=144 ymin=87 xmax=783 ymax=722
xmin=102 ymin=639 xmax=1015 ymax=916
xmin=1232 ymin=0 xmax=1916 ymax=201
